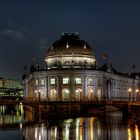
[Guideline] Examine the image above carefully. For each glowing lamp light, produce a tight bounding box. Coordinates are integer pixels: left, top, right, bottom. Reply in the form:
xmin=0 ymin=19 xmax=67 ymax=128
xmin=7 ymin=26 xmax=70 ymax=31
xmin=66 ymin=42 xmax=69 ymax=48
xmin=35 ymin=90 xmax=37 ymax=93
xmin=84 ymin=43 xmax=86 ymax=49
xmin=136 ymin=89 xmax=139 ymax=93
xmin=128 ymin=88 xmax=132 ymax=92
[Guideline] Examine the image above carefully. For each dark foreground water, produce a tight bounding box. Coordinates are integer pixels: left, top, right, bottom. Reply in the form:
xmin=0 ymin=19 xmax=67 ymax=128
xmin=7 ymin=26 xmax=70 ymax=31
xmin=0 ymin=105 xmax=139 ymax=140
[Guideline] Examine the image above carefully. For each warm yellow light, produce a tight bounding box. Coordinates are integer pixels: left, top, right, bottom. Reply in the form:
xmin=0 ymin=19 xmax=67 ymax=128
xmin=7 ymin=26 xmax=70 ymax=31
xmin=128 ymin=88 xmax=132 ymax=92
xmin=136 ymin=89 xmax=139 ymax=93
xmin=135 ymin=125 xmax=139 ymax=140
xmin=90 ymin=117 xmax=94 ymax=140
xmin=128 ymin=125 xmax=131 ymax=140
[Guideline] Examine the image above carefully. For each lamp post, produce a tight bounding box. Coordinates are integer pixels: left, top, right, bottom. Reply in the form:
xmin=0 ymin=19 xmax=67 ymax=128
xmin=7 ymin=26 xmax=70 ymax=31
xmin=34 ymin=90 xmax=37 ymax=101
xmin=128 ymin=88 xmax=132 ymax=101
xmin=38 ymin=89 xmax=41 ymax=101
xmin=34 ymin=89 xmax=41 ymax=101
xmin=135 ymin=89 xmax=139 ymax=101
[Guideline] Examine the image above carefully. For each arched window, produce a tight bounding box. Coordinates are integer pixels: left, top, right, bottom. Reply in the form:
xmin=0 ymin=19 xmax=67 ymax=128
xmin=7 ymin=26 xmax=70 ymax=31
xmin=97 ymin=88 xmax=102 ymax=100
xmin=50 ymin=89 xmax=57 ymax=101
xmin=62 ymin=89 xmax=70 ymax=101
xmin=75 ymin=88 xmax=82 ymax=101
xmin=88 ymin=88 xmax=94 ymax=100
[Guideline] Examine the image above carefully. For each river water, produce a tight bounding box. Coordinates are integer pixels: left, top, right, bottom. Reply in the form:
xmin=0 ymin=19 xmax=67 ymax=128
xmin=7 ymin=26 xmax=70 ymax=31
xmin=0 ymin=105 xmax=139 ymax=140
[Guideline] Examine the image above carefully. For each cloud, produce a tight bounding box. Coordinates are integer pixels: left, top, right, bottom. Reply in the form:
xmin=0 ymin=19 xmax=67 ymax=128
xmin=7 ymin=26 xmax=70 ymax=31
xmin=0 ymin=19 xmax=33 ymax=42
xmin=3 ymin=28 xmax=25 ymax=40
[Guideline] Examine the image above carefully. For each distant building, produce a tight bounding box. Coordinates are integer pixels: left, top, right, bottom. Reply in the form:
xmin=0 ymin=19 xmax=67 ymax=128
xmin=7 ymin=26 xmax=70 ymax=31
xmin=24 ymin=32 xmax=140 ymax=101
xmin=0 ymin=77 xmax=23 ymax=99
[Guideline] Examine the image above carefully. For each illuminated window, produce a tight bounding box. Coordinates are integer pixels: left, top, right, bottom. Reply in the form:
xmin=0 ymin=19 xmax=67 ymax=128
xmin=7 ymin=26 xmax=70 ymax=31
xmin=88 ymin=77 xmax=93 ymax=84
xmin=62 ymin=88 xmax=69 ymax=101
xmin=65 ymin=61 xmax=70 ymax=65
xmin=75 ymin=88 xmax=82 ymax=100
xmin=41 ymin=79 xmax=45 ymax=86
xmin=41 ymin=88 xmax=45 ymax=96
xmin=0 ymin=80 xmax=2 ymax=87
xmin=50 ymin=78 xmax=55 ymax=85
xmin=75 ymin=77 xmax=81 ymax=84
xmin=63 ymin=77 xmax=69 ymax=84
xmin=35 ymin=80 xmax=38 ymax=86
xmin=50 ymin=89 xmax=57 ymax=100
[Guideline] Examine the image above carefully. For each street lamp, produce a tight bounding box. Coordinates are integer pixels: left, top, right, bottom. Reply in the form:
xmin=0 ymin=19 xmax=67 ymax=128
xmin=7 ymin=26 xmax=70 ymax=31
xmin=128 ymin=88 xmax=132 ymax=101
xmin=38 ymin=89 xmax=41 ymax=101
xmin=34 ymin=89 xmax=41 ymax=101
xmin=135 ymin=89 xmax=139 ymax=101
xmin=34 ymin=90 xmax=37 ymax=101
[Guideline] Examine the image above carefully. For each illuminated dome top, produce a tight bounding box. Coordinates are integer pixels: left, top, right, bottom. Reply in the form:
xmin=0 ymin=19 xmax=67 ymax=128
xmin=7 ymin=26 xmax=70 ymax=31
xmin=47 ymin=32 xmax=93 ymax=56
xmin=45 ymin=32 xmax=96 ymax=69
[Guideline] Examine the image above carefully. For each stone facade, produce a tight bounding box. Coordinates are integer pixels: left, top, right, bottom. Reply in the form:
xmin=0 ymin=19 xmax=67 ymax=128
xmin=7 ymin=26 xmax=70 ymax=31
xmin=24 ymin=33 xmax=139 ymax=101
xmin=24 ymin=69 xmax=139 ymax=101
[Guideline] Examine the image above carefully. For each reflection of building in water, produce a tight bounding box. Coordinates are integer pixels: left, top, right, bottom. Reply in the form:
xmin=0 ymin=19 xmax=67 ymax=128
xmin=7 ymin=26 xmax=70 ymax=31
xmin=0 ymin=105 xmax=24 ymax=126
xmin=0 ymin=77 xmax=23 ymax=99
xmin=23 ymin=117 xmax=137 ymax=140
xmin=24 ymin=32 xmax=139 ymax=101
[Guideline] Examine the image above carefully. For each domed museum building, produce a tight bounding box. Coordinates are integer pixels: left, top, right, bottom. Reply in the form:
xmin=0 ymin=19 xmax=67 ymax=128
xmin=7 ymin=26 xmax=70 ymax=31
xmin=24 ymin=32 xmax=139 ymax=101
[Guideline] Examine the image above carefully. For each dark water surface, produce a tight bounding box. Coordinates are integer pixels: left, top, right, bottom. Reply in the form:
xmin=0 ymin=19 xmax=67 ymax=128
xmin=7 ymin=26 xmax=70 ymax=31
xmin=0 ymin=105 xmax=139 ymax=140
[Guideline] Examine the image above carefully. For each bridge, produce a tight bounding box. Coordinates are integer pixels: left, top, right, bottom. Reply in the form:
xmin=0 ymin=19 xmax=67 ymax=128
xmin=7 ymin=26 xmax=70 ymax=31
xmin=0 ymin=99 xmax=140 ymax=120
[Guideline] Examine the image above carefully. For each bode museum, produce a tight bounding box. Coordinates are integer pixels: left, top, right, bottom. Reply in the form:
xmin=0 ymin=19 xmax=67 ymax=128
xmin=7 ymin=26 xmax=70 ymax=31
xmin=24 ymin=32 xmax=140 ymax=101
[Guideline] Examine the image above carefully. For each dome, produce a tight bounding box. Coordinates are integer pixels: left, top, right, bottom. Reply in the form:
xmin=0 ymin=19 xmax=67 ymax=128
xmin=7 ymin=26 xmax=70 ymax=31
xmin=47 ymin=32 xmax=93 ymax=56
xmin=45 ymin=32 xmax=96 ymax=69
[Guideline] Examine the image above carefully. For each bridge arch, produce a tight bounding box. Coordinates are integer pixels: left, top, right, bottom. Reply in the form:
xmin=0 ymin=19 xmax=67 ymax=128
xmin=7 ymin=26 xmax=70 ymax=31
xmin=80 ymin=101 xmax=130 ymax=118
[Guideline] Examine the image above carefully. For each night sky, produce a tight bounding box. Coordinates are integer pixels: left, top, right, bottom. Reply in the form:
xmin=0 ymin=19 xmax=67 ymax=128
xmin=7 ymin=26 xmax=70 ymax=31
xmin=0 ymin=0 xmax=140 ymax=80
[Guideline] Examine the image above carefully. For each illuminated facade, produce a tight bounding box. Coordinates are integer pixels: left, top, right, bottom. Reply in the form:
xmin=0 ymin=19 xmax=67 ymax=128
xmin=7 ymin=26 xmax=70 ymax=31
xmin=24 ymin=32 xmax=139 ymax=101
xmin=0 ymin=77 xmax=23 ymax=99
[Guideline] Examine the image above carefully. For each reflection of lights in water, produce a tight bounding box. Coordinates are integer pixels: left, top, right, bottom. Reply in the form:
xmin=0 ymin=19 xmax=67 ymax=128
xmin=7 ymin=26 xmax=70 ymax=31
xmin=75 ymin=118 xmax=85 ymax=140
xmin=20 ymin=103 xmax=24 ymax=115
xmin=0 ymin=106 xmax=6 ymax=114
xmin=54 ymin=127 xmax=57 ymax=139
xmin=35 ymin=127 xmax=38 ymax=140
xmin=75 ymin=118 xmax=80 ymax=140
xmin=90 ymin=117 xmax=94 ymax=139
xmin=63 ymin=119 xmax=73 ymax=140
xmin=64 ymin=119 xmax=73 ymax=124
xmin=50 ymin=126 xmax=57 ymax=140
xmin=41 ymin=124 xmax=44 ymax=136
xmin=65 ymin=124 xmax=70 ymax=139
xmin=20 ymin=123 xmax=22 ymax=130
xmin=80 ymin=118 xmax=85 ymax=140
xmin=128 ymin=124 xmax=139 ymax=140
xmin=24 ymin=116 xmax=138 ymax=140
xmin=75 ymin=118 xmax=80 ymax=126
xmin=128 ymin=125 xmax=131 ymax=140
xmin=97 ymin=119 xmax=101 ymax=137
xmin=39 ymin=130 xmax=41 ymax=140
xmin=135 ymin=125 xmax=139 ymax=140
